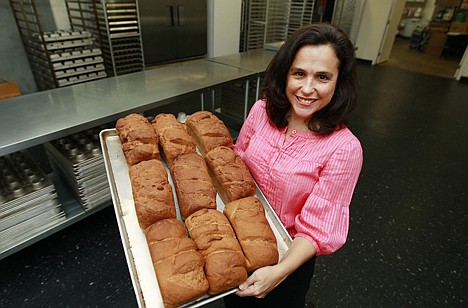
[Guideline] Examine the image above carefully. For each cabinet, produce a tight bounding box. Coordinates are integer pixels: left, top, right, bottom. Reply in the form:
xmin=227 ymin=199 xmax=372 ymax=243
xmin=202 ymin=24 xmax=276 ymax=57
xmin=402 ymin=0 xmax=426 ymax=19
xmin=427 ymin=0 xmax=466 ymax=55
xmin=449 ymin=1 xmax=468 ymax=33
xmin=138 ymin=0 xmax=207 ymax=65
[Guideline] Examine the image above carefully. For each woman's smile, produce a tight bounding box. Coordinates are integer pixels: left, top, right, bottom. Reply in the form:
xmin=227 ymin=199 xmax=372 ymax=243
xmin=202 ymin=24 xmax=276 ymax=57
xmin=295 ymin=95 xmax=317 ymax=106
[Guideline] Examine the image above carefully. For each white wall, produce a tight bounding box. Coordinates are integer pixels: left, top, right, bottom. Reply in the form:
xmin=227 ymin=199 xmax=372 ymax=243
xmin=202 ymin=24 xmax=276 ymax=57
xmin=0 ymin=2 xmax=37 ymax=94
xmin=207 ymin=0 xmax=242 ymax=57
xmin=50 ymin=0 xmax=70 ymax=29
xmin=421 ymin=0 xmax=436 ymax=22
xmin=455 ymin=47 xmax=468 ymax=80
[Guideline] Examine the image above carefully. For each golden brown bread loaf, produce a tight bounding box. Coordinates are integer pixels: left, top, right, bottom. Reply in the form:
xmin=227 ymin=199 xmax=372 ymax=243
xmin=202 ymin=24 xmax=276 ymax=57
xmin=151 ymin=113 xmax=197 ymax=169
xmin=115 ymin=113 xmax=160 ymax=166
xmin=145 ymin=218 xmax=209 ymax=308
xmin=185 ymin=111 xmax=233 ymax=155
xmin=185 ymin=208 xmax=247 ymax=295
xmin=204 ymin=146 xmax=256 ymax=204
xmin=129 ymin=159 xmax=176 ymax=229
xmin=171 ymin=153 xmax=217 ymax=219
xmin=224 ymin=196 xmax=279 ymax=273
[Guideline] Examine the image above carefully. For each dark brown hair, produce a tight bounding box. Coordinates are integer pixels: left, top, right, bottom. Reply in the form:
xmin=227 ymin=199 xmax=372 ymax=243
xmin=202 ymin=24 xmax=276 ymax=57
xmin=262 ymin=22 xmax=358 ymax=135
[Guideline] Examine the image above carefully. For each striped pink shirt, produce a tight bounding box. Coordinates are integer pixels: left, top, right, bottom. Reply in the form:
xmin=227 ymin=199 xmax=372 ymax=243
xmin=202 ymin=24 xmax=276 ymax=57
xmin=234 ymin=100 xmax=363 ymax=255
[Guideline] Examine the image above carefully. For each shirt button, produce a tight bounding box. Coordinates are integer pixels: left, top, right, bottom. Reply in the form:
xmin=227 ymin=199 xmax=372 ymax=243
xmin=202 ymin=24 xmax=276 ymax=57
xmin=292 ymin=130 xmax=297 ymax=133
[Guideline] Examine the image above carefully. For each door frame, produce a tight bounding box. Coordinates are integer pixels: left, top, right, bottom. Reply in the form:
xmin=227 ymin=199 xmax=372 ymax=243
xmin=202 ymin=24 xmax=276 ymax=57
xmin=375 ymin=0 xmax=406 ymax=64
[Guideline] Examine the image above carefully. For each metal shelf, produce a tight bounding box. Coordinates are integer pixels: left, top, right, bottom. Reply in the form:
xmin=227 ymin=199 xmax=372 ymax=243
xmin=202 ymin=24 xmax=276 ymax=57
xmin=65 ymin=0 xmax=145 ymax=77
xmin=240 ymin=0 xmax=316 ymax=51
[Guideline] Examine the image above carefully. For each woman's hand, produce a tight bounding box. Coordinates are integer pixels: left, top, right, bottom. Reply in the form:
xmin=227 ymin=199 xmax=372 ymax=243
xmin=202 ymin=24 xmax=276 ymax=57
xmin=236 ymin=265 xmax=286 ymax=298
xmin=236 ymin=237 xmax=317 ymax=298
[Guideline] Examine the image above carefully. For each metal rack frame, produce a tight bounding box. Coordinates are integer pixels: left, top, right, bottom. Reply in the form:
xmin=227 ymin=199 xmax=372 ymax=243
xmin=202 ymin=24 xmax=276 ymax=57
xmin=9 ymin=0 xmax=57 ymax=90
xmin=240 ymin=0 xmax=317 ymax=51
xmin=65 ymin=0 xmax=145 ymax=77
xmin=9 ymin=0 xmax=107 ymax=91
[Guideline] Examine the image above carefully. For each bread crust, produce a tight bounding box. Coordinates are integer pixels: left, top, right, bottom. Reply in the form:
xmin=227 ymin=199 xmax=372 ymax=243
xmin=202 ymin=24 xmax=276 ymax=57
xmin=151 ymin=113 xmax=196 ymax=170
xmin=185 ymin=209 xmax=247 ymax=294
xmin=129 ymin=159 xmax=176 ymax=229
xmin=116 ymin=113 xmax=160 ymax=165
xmin=204 ymin=146 xmax=256 ymax=204
xmin=224 ymin=196 xmax=279 ymax=273
xmin=172 ymin=153 xmax=217 ymax=219
xmin=146 ymin=219 xmax=209 ymax=307
xmin=185 ymin=111 xmax=233 ymax=155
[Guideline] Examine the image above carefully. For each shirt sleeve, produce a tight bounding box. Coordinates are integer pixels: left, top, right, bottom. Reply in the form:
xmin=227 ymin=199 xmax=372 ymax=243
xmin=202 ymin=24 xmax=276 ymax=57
xmin=294 ymin=138 xmax=363 ymax=255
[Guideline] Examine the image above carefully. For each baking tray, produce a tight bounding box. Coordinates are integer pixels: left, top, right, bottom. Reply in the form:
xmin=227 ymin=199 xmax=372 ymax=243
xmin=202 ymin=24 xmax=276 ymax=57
xmin=100 ymin=128 xmax=292 ymax=308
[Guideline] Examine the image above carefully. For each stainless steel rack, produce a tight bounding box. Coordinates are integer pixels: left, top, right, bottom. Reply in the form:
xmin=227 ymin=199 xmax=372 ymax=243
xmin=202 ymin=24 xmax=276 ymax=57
xmin=240 ymin=0 xmax=317 ymax=51
xmin=65 ymin=0 xmax=145 ymax=76
xmin=9 ymin=0 xmax=107 ymax=91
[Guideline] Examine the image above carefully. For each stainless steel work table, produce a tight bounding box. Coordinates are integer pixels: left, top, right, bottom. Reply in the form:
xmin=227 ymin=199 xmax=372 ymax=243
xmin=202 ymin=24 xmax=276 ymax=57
xmin=0 ymin=59 xmax=255 ymax=157
xmin=0 ymin=58 xmax=256 ymax=259
xmin=206 ymin=49 xmax=276 ymax=119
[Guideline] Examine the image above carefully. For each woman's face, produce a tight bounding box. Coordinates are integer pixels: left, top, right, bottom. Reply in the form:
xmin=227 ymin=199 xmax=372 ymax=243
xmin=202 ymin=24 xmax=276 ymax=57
xmin=286 ymin=44 xmax=339 ymax=123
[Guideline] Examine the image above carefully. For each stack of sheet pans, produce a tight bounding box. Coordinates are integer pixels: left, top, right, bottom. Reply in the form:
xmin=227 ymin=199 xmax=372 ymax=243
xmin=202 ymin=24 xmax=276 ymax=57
xmin=28 ymin=30 xmax=107 ymax=88
xmin=44 ymin=126 xmax=111 ymax=211
xmin=0 ymin=151 xmax=65 ymax=252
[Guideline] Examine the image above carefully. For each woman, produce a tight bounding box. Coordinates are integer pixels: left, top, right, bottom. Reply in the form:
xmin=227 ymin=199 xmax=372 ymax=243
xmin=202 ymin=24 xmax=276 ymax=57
xmin=224 ymin=23 xmax=363 ymax=307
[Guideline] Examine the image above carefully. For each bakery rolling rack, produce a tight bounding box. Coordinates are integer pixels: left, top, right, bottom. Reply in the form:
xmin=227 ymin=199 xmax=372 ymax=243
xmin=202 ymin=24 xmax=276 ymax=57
xmin=9 ymin=0 xmax=108 ymax=91
xmin=65 ymin=0 xmax=145 ymax=77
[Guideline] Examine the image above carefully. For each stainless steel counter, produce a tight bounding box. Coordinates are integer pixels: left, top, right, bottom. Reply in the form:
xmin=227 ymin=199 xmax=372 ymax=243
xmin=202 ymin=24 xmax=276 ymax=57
xmin=0 ymin=52 xmax=274 ymax=259
xmin=206 ymin=49 xmax=276 ymax=73
xmin=206 ymin=49 xmax=276 ymax=119
xmin=0 ymin=59 xmax=255 ymax=156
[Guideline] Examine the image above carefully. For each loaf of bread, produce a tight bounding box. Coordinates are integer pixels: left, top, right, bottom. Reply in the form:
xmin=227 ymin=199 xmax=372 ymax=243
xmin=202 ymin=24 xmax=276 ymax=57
xmin=129 ymin=159 xmax=176 ymax=229
xmin=171 ymin=153 xmax=217 ymax=219
xmin=151 ymin=113 xmax=197 ymax=169
xmin=146 ymin=218 xmax=209 ymax=308
xmin=115 ymin=113 xmax=160 ymax=166
xmin=185 ymin=111 xmax=233 ymax=155
xmin=224 ymin=196 xmax=279 ymax=273
xmin=185 ymin=209 xmax=247 ymax=295
xmin=204 ymin=146 xmax=256 ymax=204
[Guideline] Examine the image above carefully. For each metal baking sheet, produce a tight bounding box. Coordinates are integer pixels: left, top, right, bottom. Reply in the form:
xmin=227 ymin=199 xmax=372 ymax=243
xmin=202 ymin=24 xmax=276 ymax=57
xmin=100 ymin=128 xmax=292 ymax=308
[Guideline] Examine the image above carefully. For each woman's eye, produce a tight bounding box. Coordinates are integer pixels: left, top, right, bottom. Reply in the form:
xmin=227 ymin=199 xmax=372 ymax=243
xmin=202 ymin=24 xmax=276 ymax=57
xmin=292 ymin=71 xmax=304 ymax=77
xmin=319 ymin=74 xmax=329 ymax=81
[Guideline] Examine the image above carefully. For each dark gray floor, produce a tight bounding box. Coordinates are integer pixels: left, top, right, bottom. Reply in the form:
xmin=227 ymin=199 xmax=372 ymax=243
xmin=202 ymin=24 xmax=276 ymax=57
xmin=1 ymin=63 xmax=467 ymax=307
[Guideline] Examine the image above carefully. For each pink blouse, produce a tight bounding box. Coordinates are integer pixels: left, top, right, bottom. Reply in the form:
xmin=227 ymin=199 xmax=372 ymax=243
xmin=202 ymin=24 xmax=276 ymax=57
xmin=234 ymin=100 xmax=363 ymax=255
